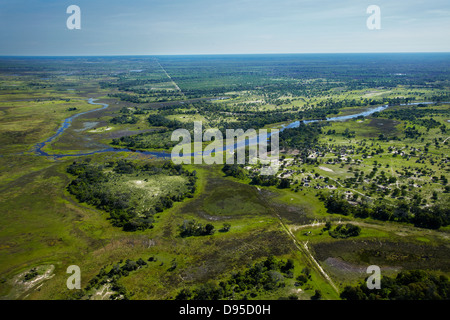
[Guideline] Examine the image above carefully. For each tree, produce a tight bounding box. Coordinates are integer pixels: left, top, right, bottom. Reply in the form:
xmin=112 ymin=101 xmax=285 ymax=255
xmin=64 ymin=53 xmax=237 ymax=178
xmin=204 ymin=224 xmax=215 ymax=235
xmin=220 ymin=223 xmax=231 ymax=232
xmin=24 ymin=268 xmax=38 ymax=281
xmin=340 ymin=286 xmax=366 ymax=300
xmin=278 ymin=178 xmax=291 ymax=189
xmin=431 ymin=191 xmax=438 ymax=201
xmin=280 ymin=259 xmax=294 ymax=273
xmin=301 ymin=266 xmax=311 ymax=278
xmin=288 ymin=293 xmax=299 ymax=300
xmin=222 ymin=164 xmax=246 ymax=179
xmin=168 ymin=259 xmax=177 ymax=272
xmin=413 ymin=210 xmax=443 ymax=229
xmin=175 ymin=288 xmax=192 ymax=300
xmin=136 ymin=258 xmax=147 ymax=267
xmin=179 ymin=219 xmax=216 ymax=237
xmin=122 ymin=259 xmax=138 ymax=272
xmin=296 ymin=274 xmax=309 ymax=286
xmin=263 ymin=255 xmax=278 ymax=271
xmin=340 ymin=270 xmax=450 ymax=300
xmin=311 ymin=289 xmax=322 ymax=300
xmin=329 ymin=223 xmax=361 ymax=238
xmin=192 ymin=282 xmax=224 ymax=300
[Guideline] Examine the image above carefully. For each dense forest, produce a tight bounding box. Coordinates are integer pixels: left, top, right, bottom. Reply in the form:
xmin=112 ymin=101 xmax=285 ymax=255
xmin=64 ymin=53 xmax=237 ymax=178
xmin=341 ymin=270 xmax=450 ymax=300
xmin=320 ymin=194 xmax=450 ymax=230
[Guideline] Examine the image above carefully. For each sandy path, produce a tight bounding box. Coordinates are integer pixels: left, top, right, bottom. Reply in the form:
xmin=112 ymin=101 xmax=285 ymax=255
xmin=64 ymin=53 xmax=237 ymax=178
xmin=156 ymin=60 xmax=184 ymax=95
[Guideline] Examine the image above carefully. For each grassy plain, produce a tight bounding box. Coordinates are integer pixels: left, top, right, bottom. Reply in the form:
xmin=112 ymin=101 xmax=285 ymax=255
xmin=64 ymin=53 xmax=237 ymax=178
xmin=0 ymin=55 xmax=449 ymax=300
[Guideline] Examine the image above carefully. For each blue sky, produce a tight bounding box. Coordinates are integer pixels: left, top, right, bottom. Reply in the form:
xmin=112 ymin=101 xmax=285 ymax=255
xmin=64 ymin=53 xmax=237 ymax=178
xmin=0 ymin=0 xmax=449 ymax=55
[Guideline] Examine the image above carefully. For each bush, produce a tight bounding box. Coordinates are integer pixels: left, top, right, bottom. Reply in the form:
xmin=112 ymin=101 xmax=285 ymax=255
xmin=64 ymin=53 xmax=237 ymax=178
xmin=24 ymin=268 xmax=38 ymax=281
xmin=329 ymin=223 xmax=361 ymax=238
xmin=179 ymin=219 xmax=215 ymax=237
xmin=219 ymin=223 xmax=231 ymax=232
xmin=311 ymin=290 xmax=322 ymax=300
xmin=296 ymin=274 xmax=309 ymax=285
xmin=176 ymin=256 xmax=295 ymax=300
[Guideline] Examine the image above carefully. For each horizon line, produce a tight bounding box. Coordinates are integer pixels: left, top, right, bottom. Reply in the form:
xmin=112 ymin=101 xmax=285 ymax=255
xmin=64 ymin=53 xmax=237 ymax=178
xmin=0 ymin=51 xmax=450 ymax=58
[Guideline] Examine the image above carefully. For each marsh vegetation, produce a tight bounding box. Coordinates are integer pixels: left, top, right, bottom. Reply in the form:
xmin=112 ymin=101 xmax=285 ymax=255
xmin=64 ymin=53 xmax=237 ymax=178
xmin=0 ymin=54 xmax=449 ymax=300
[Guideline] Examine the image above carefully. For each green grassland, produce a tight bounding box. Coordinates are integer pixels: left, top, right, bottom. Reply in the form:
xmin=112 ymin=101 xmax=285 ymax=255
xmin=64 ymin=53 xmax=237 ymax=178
xmin=0 ymin=154 xmax=338 ymax=300
xmin=0 ymin=55 xmax=449 ymax=300
xmin=281 ymin=104 xmax=450 ymax=204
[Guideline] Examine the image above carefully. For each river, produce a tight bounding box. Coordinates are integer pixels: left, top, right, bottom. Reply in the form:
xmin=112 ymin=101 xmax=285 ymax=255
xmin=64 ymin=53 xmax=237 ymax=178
xmin=32 ymin=99 xmax=438 ymax=159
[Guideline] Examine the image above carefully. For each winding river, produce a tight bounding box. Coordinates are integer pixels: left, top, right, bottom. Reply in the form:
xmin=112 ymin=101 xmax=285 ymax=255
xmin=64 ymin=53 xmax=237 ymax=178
xmin=33 ymin=99 xmax=172 ymax=159
xmin=32 ymin=99 xmax=438 ymax=159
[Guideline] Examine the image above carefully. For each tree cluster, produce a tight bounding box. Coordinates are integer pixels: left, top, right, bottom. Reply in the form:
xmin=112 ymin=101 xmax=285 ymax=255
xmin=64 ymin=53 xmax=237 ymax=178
xmin=328 ymin=223 xmax=361 ymax=238
xmin=72 ymin=256 xmax=155 ymax=300
xmin=321 ymin=194 xmax=450 ymax=230
xmin=66 ymin=159 xmax=196 ymax=231
xmin=178 ymin=219 xmax=215 ymax=237
xmin=175 ymin=256 xmax=294 ymax=300
xmin=341 ymin=270 xmax=450 ymax=300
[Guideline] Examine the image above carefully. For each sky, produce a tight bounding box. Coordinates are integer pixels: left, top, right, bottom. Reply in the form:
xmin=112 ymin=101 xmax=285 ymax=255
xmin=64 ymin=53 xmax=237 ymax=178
xmin=0 ymin=0 xmax=449 ymax=55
